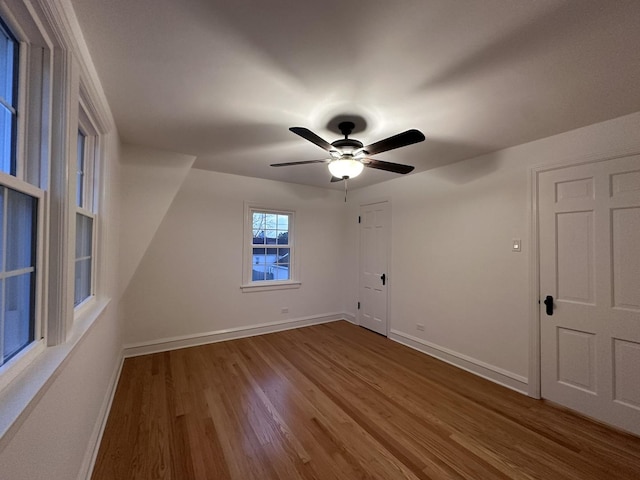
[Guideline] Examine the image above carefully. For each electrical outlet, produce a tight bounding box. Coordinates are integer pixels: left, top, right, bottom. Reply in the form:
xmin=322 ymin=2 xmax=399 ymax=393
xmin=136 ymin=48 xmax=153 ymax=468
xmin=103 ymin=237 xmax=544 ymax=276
xmin=281 ymin=307 xmax=289 ymax=314
xmin=416 ymin=323 xmax=425 ymax=331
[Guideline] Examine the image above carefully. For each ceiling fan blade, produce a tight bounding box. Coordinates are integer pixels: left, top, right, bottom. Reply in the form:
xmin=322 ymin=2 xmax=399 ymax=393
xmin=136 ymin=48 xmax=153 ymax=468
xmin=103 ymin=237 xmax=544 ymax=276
xmin=364 ymin=158 xmax=415 ymax=174
xmin=270 ymin=159 xmax=329 ymax=167
xmin=330 ymin=176 xmax=344 ymax=182
xmin=361 ymin=129 xmax=425 ymax=156
xmin=290 ymin=127 xmax=335 ymax=152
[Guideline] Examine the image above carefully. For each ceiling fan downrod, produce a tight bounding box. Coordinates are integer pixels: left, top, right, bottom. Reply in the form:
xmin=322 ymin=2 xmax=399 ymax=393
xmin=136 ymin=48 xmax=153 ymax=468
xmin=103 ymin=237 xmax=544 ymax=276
xmin=338 ymin=121 xmax=355 ymax=139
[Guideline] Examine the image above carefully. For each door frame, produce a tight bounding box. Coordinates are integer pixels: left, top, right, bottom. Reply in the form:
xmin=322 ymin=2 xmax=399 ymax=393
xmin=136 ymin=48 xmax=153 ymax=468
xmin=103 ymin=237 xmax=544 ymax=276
xmin=358 ymin=198 xmax=392 ymax=336
xmin=528 ymin=149 xmax=640 ymax=399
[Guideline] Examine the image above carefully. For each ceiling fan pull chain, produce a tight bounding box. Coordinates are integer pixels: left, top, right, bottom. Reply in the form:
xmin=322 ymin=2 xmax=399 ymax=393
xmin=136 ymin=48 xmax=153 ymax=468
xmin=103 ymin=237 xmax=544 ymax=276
xmin=344 ymin=178 xmax=348 ymax=202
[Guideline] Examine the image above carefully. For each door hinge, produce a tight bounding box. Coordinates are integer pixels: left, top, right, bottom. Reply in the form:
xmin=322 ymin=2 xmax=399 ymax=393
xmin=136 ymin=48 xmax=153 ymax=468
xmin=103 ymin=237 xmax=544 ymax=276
xmin=357 ymin=301 xmax=360 ymax=310
xmin=358 ymin=215 xmax=361 ymax=224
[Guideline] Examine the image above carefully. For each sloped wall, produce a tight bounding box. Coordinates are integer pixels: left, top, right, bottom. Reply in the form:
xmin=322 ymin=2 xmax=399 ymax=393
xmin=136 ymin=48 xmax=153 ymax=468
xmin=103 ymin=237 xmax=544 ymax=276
xmin=118 ymin=144 xmax=196 ymax=296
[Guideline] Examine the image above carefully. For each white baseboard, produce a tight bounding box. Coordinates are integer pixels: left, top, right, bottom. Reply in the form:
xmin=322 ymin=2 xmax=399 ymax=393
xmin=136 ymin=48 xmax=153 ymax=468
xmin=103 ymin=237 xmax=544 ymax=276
xmin=123 ymin=313 xmax=348 ymax=358
xmin=389 ymin=329 xmax=528 ymax=395
xmin=78 ymin=351 xmax=124 ymax=480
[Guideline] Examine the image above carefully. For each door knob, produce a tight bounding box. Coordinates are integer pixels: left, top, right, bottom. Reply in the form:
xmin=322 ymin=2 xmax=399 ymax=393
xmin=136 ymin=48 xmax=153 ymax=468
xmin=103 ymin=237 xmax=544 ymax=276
xmin=543 ymin=295 xmax=554 ymax=316
xmin=381 ymin=273 xmax=386 ymax=285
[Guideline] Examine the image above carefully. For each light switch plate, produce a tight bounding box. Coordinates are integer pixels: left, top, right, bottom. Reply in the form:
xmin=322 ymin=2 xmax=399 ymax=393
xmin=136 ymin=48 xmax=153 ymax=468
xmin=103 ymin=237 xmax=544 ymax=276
xmin=512 ymin=239 xmax=521 ymax=252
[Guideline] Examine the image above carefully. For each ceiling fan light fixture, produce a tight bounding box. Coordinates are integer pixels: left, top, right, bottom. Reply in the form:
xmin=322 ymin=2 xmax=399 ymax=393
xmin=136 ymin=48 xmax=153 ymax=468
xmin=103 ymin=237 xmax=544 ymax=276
xmin=328 ymin=158 xmax=364 ymax=179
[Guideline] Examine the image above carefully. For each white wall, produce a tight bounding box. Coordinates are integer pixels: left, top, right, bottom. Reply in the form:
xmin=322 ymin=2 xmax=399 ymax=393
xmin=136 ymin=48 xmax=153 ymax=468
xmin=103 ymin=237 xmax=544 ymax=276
xmin=344 ymin=111 xmax=640 ymax=390
xmin=0 ymin=305 xmax=122 ymax=480
xmin=122 ymin=168 xmax=347 ymax=347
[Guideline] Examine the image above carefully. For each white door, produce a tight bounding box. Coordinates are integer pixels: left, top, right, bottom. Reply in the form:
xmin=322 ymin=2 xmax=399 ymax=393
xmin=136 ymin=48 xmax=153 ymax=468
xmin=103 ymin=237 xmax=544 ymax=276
xmin=539 ymin=154 xmax=640 ymax=436
xmin=358 ymin=201 xmax=389 ymax=336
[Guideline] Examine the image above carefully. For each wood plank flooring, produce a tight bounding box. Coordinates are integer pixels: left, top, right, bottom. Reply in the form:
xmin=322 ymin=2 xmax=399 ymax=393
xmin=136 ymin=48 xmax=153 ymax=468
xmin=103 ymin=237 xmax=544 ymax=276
xmin=92 ymin=321 xmax=640 ymax=479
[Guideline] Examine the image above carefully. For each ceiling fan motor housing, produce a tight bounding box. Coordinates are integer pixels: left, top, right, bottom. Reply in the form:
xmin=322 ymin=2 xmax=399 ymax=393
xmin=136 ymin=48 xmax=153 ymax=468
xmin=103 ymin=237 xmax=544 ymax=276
xmin=331 ymin=138 xmax=364 ymax=156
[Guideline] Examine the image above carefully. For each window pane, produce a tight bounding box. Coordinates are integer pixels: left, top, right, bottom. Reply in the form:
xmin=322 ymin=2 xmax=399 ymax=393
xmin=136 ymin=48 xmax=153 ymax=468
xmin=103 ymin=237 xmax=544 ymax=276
xmin=0 ymin=104 xmax=14 ymax=175
xmin=0 ymin=20 xmax=16 ymax=104
xmin=0 ymin=187 xmax=4 ymax=266
xmin=3 ymin=272 xmax=35 ymax=363
xmin=6 ymin=188 xmax=36 ymax=271
xmin=76 ymin=131 xmax=85 ymax=207
xmin=74 ymin=213 xmax=93 ymax=306
xmin=270 ymin=264 xmax=289 ymax=280
xmin=75 ymin=213 xmax=93 ymax=259
xmin=263 ymin=230 xmax=275 ymax=244
xmin=0 ymin=19 xmax=17 ymax=176
xmin=277 ymin=248 xmax=290 ymax=265
xmin=264 ymin=213 xmax=277 ymax=229
xmin=276 ymin=214 xmax=288 ymax=231
xmin=252 ymin=212 xmax=265 ymax=242
xmin=276 ymin=231 xmax=288 ymax=245
xmin=74 ymin=258 xmax=91 ymax=306
xmin=252 ymin=269 xmax=266 ymax=281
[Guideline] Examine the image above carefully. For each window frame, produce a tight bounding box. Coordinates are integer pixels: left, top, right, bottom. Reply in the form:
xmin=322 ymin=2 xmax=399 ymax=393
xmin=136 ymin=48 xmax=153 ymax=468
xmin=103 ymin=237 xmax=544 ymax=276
xmin=241 ymin=202 xmax=300 ymax=292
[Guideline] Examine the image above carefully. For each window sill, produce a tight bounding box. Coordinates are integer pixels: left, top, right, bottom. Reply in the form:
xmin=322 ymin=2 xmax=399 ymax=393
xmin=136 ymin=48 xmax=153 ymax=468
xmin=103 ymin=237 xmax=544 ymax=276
xmin=0 ymin=297 xmax=111 ymax=450
xmin=240 ymin=281 xmax=301 ymax=293
xmin=74 ymin=294 xmax=96 ymax=320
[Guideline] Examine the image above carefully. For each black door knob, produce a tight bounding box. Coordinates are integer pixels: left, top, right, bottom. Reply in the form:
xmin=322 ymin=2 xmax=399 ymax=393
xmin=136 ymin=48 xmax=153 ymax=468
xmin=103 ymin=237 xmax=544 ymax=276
xmin=543 ymin=295 xmax=554 ymax=316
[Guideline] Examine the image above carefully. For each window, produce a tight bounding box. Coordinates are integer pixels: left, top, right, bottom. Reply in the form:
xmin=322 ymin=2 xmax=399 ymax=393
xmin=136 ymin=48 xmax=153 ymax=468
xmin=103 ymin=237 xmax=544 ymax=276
xmin=74 ymin=126 xmax=96 ymax=308
xmin=0 ymin=13 xmax=45 ymax=375
xmin=242 ymin=204 xmax=299 ymax=291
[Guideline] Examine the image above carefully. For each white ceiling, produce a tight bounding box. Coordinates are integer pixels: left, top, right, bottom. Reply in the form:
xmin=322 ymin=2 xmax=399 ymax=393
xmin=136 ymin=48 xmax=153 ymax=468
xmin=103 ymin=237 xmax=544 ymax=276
xmin=71 ymin=0 xmax=640 ymax=189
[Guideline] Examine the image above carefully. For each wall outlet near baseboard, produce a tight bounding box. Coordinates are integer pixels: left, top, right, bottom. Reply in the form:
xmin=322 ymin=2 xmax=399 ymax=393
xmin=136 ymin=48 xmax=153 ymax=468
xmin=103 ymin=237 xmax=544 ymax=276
xmin=416 ymin=323 xmax=425 ymax=331
xmin=281 ymin=307 xmax=289 ymax=314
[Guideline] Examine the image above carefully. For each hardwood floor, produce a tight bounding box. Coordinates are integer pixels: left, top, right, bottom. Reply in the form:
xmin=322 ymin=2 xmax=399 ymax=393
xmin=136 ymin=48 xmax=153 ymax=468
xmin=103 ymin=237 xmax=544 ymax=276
xmin=92 ymin=321 xmax=640 ymax=479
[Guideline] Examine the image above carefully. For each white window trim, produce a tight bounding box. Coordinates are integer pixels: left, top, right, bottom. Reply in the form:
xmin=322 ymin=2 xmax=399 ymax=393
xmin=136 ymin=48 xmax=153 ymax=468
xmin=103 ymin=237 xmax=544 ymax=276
xmin=241 ymin=202 xmax=301 ymax=292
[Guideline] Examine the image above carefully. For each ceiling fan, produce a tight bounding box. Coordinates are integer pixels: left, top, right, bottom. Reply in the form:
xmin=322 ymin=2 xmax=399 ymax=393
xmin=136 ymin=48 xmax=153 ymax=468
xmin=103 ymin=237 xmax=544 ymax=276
xmin=271 ymin=121 xmax=425 ymax=182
